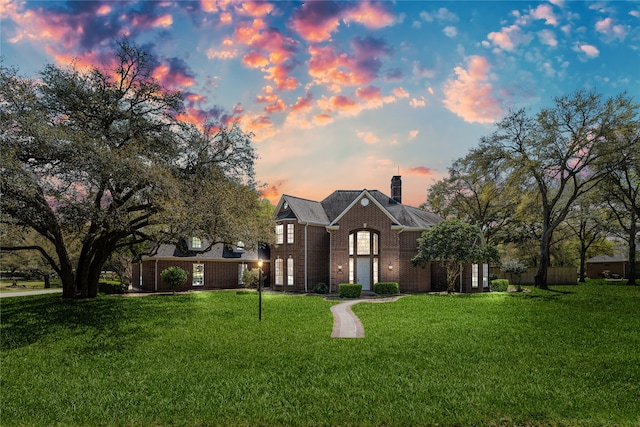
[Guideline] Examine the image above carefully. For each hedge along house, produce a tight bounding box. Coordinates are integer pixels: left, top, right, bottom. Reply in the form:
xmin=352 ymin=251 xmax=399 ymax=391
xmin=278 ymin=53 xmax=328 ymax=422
xmin=132 ymin=238 xmax=270 ymax=292
xmin=271 ymin=176 xmax=489 ymax=293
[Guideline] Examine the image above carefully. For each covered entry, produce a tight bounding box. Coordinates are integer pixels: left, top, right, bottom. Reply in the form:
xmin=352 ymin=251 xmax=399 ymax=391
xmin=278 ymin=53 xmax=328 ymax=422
xmin=349 ymin=230 xmax=379 ymax=291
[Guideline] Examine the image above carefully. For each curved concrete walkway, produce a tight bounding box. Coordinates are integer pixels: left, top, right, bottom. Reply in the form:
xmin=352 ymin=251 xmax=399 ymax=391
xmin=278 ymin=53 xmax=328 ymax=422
xmin=330 ymin=296 xmax=403 ymax=338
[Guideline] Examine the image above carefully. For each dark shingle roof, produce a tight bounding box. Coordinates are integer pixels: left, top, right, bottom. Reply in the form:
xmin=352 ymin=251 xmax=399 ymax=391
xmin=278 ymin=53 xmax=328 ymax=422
xmin=277 ymin=189 xmax=441 ymax=230
xmin=320 ymin=190 xmax=400 ymax=222
xmin=148 ymin=242 xmax=268 ymax=261
xmin=281 ymin=195 xmax=329 ymax=224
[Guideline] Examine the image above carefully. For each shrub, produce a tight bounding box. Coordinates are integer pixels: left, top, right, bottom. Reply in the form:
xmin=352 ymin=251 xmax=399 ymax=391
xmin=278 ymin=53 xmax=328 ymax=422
xmin=160 ymin=266 xmax=188 ymax=294
xmin=98 ymin=281 xmax=128 ymax=294
xmin=490 ymin=279 xmax=509 ymax=292
xmin=241 ymin=268 xmax=261 ymax=288
xmin=338 ymin=283 xmax=362 ymax=298
xmin=501 ymin=259 xmax=528 ymax=291
xmin=312 ymin=282 xmax=329 ymax=294
xmin=374 ymin=282 xmax=399 ymax=295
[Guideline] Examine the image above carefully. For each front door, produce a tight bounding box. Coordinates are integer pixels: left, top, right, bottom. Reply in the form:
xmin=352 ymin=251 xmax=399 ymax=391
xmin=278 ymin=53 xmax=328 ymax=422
xmin=357 ymin=257 xmax=371 ymax=291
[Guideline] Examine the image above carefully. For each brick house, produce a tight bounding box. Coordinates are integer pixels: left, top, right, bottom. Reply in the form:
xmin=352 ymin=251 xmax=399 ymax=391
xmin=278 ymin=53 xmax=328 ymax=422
xmin=132 ymin=238 xmax=270 ymax=292
xmin=271 ymin=176 xmax=490 ymax=293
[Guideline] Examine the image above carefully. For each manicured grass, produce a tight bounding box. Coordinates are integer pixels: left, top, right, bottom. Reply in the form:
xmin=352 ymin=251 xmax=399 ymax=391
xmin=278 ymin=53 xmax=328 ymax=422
xmin=1 ymin=282 xmax=639 ymax=426
xmin=0 ymin=279 xmax=63 ymax=293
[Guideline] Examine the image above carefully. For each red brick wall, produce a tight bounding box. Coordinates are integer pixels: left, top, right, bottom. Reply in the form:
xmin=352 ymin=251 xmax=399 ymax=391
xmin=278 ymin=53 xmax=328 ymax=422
xmin=399 ymin=231 xmax=431 ymax=292
xmin=328 ymin=200 xmax=400 ymax=291
xmin=270 ymin=221 xmax=330 ymax=292
xmin=138 ymin=260 xmax=269 ymax=292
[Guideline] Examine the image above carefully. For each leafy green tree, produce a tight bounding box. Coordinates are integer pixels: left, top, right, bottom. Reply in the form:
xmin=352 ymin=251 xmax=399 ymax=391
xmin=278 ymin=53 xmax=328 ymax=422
xmin=599 ymin=123 xmax=640 ymax=285
xmin=160 ymin=266 xmax=188 ymax=294
xmin=411 ymin=219 xmax=499 ymax=293
xmin=480 ymin=90 xmax=638 ymax=289
xmin=0 ymin=40 xmax=274 ymax=299
xmin=425 ymin=148 xmax=517 ymax=245
xmin=562 ymin=195 xmax=614 ymax=282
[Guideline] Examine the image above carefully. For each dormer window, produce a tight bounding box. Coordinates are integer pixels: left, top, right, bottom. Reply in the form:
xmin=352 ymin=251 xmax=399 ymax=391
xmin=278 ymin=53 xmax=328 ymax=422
xmin=192 ymin=237 xmax=202 ymax=249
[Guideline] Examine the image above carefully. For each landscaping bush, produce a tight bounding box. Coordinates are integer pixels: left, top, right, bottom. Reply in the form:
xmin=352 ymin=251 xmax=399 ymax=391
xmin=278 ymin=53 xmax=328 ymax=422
xmin=338 ymin=283 xmax=362 ymax=298
xmin=160 ymin=266 xmax=188 ymax=294
xmin=490 ymin=279 xmax=509 ymax=292
xmin=312 ymin=282 xmax=329 ymax=294
xmin=98 ymin=281 xmax=128 ymax=294
xmin=241 ymin=268 xmax=261 ymax=288
xmin=374 ymin=282 xmax=399 ymax=295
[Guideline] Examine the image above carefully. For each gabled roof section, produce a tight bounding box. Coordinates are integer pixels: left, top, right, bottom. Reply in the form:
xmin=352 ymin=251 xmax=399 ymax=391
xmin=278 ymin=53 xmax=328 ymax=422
xmin=275 ymin=194 xmax=329 ymax=225
xmin=321 ymin=190 xmax=401 ymax=223
xmin=326 ymin=190 xmax=402 ymax=227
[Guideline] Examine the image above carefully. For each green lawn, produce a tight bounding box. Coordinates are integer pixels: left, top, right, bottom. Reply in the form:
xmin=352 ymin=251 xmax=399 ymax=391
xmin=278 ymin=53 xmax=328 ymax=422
xmin=0 ymin=279 xmax=63 ymax=293
xmin=1 ymin=282 xmax=639 ymax=426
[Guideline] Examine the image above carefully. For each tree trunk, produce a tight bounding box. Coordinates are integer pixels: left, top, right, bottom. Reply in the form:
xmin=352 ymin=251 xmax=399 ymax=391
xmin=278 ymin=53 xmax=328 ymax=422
xmin=578 ymin=242 xmax=588 ymax=283
xmin=535 ymin=228 xmax=552 ymax=289
xmin=627 ymin=213 xmax=637 ymax=286
xmin=44 ymin=274 xmax=50 ymax=289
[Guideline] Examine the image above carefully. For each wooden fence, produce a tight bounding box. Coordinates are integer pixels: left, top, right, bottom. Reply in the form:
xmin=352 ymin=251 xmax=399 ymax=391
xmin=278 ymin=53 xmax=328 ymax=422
xmin=490 ymin=266 xmax=577 ymax=285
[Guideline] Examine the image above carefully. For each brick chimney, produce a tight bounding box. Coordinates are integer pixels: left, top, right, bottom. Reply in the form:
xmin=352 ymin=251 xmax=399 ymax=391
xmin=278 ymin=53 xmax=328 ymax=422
xmin=391 ymin=175 xmax=402 ymax=204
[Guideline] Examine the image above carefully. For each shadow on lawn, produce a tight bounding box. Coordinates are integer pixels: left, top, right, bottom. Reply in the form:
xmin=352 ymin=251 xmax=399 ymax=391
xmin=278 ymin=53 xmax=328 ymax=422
xmin=0 ymin=294 xmax=181 ymax=352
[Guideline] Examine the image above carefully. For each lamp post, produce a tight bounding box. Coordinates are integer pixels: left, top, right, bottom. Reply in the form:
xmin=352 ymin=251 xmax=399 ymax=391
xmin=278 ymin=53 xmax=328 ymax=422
xmin=258 ymin=259 xmax=263 ymax=321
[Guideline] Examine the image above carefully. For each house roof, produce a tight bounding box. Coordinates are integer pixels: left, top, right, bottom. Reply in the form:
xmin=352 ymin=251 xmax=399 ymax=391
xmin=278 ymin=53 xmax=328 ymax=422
xmin=275 ymin=188 xmax=441 ymax=230
xmin=586 ymin=254 xmax=628 ymax=263
xmin=144 ymin=242 xmax=269 ymax=262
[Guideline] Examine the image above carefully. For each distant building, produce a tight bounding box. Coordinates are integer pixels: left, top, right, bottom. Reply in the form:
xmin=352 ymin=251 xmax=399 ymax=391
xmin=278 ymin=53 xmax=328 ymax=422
xmin=586 ymin=252 xmax=640 ymax=279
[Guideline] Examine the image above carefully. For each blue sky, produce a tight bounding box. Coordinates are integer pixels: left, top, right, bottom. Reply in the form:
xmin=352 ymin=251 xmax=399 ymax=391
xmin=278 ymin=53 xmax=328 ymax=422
xmin=2 ymin=1 xmax=639 ymax=206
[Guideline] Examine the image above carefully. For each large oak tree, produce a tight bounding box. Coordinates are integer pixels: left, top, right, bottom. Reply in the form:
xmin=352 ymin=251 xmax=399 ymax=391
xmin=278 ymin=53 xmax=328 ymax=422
xmin=1 ymin=41 xmax=274 ymax=298
xmin=480 ymin=90 xmax=637 ymax=289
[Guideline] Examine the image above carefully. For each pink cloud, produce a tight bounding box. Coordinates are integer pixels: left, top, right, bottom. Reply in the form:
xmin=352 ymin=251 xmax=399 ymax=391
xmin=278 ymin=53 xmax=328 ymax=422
xmin=356 ymin=130 xmax=380 ymax=144
xmin=260 ymin=179 xmax=286 ymax=205
xmin=410 ymin=96 xmax=426 ymax=108
xmin=342 ymin=2 xmax=396 ymax=28
xmin=408 ymin=166 xmax=435 ymax=176
xmin=236 ymin=2 xmax=274 ymax=17
xmin=356 ymin=85 xmax=381 ymax=101
xmin=487 ymin=24 xmax=527 ymax=51
xmin=289 ymin=93 xmax=314 ymax=113
xmin=408 ymin=130 xmax=419 ymax=140
xmin=573 ymin=43 xmax=600 ymax=59
xmin=529 ymin=4 xmax=559 ymax=26
xmin=393 ymin=87 xmax=410 ymax=99
xmin=264 ymin=99 xmax=286 ymax=114
xmin=595 ymin=17 xmax=628 ymax=41
xmin=442 ymin=55 xmax=503 ymax=124
xmin=313 ymin=114 xmax=334 ymax=126
xmin=152 ymin=57 xmax=197 ymax=89
xmin=308 ymin=39 xmax=391 ymax=92
xmin=234 ymin=17 xmax=299 ymax=90
xmin=290 ymin=1 xmax=395 ymax=42
xmin=243 ymin=50 xmax=270 ymax=68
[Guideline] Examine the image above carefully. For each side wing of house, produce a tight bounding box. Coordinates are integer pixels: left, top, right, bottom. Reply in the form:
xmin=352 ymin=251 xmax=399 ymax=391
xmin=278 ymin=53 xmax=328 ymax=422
xmin=133 ymin=240 xmax=269 ymax=292
xmin=271 ymin=195 xmax=330 ymax=292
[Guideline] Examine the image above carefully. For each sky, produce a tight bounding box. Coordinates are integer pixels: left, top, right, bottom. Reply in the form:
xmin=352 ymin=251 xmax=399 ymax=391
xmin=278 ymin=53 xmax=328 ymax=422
xmin=1 ymin=1 xmax=639 ymax=207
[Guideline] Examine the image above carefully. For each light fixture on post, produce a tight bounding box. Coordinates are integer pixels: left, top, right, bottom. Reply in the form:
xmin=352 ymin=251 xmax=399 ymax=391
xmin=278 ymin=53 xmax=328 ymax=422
xmin=257 ymin=259 xmax=263 ymax=321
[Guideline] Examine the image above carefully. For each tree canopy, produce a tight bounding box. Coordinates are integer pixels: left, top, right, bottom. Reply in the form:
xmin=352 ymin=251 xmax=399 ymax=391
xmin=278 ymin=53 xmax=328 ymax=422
xmin=0 ymin=40 xmax=274 ymax=298
xmin=411 ymin=219 xmax=498 ymax=293
xmin=425 ymin=89 xmax=639 ymax=288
